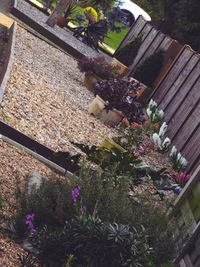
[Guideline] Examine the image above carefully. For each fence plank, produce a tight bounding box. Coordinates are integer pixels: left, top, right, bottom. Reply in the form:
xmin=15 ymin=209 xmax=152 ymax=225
xmin=166 ymin=78 xmax=200 ymax=139
xmin=172 ymin=114 xmax=200 ymax=152
xmin=130 ymin=31 xmax=165 ymax=73
xmin=160 ymin=55 xmax=200 ymax=111
xmin=116 ymin=15 xmax=146 ymax=51
xmin=153 ymin=47 xmax=194 ymax=104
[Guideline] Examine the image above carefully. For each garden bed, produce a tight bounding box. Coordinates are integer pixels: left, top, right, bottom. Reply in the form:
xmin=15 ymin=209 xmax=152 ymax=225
xmin=11 ymin=0 xmax=100 ymax=59
xmin=0 ymin=25 xmax=115 ymax=153
xmin=0 ymin=139 xmax=56 ymax=266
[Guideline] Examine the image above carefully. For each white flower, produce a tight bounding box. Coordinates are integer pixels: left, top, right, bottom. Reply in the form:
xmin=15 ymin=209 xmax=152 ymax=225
xmin=159 ymin=122 xmax=168 ymax=137
xmin=180 ymin=156 xmax=188 ymax=168
xmin=177 ymin=152 xmax=182 ymax=161
xmin=152 ymin=133 xmax=162 ymax=149
xmin=146 ymin=108 xmax=152 ymax=117
xmin=162 ymin=137 xmax=171 ymax=149
xmin=170 ymin=146 xmax=177 ymax=157
xmin=158 ymin=109 xmax=164 ymax=119
xmin=149 ymin=99 xmax=157 ymax=109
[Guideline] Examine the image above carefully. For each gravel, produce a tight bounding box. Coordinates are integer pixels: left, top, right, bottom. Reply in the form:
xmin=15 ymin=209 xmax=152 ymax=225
xmin=0 ymin=139 xmax=56 ymax=267
xmin=0 ymin=25 xmax=115 ymax=266
xmin=0 ymin=25 xmax=115 ymax=153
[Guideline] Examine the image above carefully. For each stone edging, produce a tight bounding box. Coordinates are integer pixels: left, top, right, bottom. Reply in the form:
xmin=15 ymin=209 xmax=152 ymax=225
xmin=0 ymin=22 xmax=16 ymax=103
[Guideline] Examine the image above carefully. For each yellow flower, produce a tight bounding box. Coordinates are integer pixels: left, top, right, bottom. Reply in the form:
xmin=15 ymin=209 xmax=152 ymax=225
xmin=84 ymin=6 xmax=98 ymax=23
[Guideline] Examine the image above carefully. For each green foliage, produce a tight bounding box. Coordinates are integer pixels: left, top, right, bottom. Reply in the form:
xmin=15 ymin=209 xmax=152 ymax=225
xmin=172 ymin=0 xmax=200 ymax=51
xmin=132 ymin=50 xmax=165 ymax=87
xmin=131 ymin=193 xmax=175 ymax=265
xmin=30 ymin=215 xmax=151 ymax=267
xmin=72 ymin=142 xmax=141 ymax=175
xmin=13 ymin=176 xmax=76 ymax=239
xmin=132 ymin=0 xmax=200 ymax=51
xmin=76 ymin=163 xmax=134 ymax=224
xmin=18 ymin=253 xmax=38 ymax=267
xmin=114 ymin=34 xmax=143 ymax=66
xmin=73 ymin=19 xmax=108 ymax=51
xmin=131 ymin=0 xmax=165 ymax=21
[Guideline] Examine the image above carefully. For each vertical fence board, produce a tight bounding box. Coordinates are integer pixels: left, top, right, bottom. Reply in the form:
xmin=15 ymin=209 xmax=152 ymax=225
xmin=172 ymin=114 xmax=200 ymax=152
xmin=153 ymin=48 xmax=194 ymax=104
xmin=160 ymin=55 xmax=200 ymax=111
xmin=166 ymin=78 xmax=200 ymax=139
xmin=116 ymin=15 xmax=147 ymax=51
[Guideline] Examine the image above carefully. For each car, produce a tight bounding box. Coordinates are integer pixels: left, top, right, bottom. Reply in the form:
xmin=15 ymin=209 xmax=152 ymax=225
xmin=118 ymin=0 xmax=151 ymax=25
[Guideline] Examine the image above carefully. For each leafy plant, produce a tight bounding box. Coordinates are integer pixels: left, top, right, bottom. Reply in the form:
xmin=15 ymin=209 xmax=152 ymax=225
xmin=131 ymin=193 xmax=175 ymax=266
xmin=72 ymin=142 xmax=141 ymax=176
xmin=30 ymin=215 xmax=151 ymax=267
xmin=133 ymin=50 xmax=165 ymax=87
xmin=73 ymin=20 xmax=108 ymax=51
xmin=114 ymin=34 xmax=143 ymax=66
xmin=18 ymin=253 xmax=38 ymax=267
xmin=77 ymin=55 xmax=119 ymax=79
xmin=94 ymin=77 xmax=145 ymax=124
xmin=12 ymin=176 xmax=77 ymax=239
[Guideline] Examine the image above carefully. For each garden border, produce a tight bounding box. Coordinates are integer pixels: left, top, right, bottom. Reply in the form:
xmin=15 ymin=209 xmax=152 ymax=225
xmin=0 ymin=121 xmax=79 ymax=174
xmin=0 ymin=22 xmax=16 ymax=103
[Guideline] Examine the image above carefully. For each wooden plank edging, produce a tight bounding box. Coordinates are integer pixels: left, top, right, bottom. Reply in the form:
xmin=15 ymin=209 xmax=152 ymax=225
xmin=0 ymin=22 xmax=16 ymax=103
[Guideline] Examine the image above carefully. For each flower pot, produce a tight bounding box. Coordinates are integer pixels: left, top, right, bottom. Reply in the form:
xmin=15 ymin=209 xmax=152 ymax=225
xmin=111 ymin=58 xmax=129 ymax=76
xmin=84 ymin=73 xmax=101 ymax=92
xmin=101 ymin=137 xmax=126 ymax=152
xmin=88 ymin=95 xmax=106 ymax=117
xmin=100 ymin=108 xmax=123 ymax=127
xmin=56 ymin=17 xmax=67 ymax=28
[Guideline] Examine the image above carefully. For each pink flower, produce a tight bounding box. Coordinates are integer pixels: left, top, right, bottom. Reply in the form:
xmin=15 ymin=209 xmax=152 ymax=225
xmin=131 ymin=122 xmax=143 ymax=129
xmin=177 ymin=172 xmax=190 ymax=182
xmin=122 ymin=117 xmax=130 ymax=126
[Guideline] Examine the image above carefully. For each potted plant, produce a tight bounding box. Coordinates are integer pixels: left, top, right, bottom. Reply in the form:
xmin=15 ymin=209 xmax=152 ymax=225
xmin=112 ymin=34 xmax=143 ymax=75
xmin=77 ymin=55 xmax=119 ymax=92
xmin=89 ymin=77 xmax=145 ymax=126
xmin=73 ymin=19 xmax=108 ymax=51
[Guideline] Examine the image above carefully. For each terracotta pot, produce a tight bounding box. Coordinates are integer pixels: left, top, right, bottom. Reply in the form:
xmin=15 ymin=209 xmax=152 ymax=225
xmin=84 ymin=73 xmax=101 ymax=92
xmin=111 ymin=58 xmax=129 ymax=76
xmin=57 ymin=17 xmax=67 ymax=28
xmin=100 ymin=108 xmax=123 ymax=127
xmin=88 ymin=95 xmax=106 ymax=117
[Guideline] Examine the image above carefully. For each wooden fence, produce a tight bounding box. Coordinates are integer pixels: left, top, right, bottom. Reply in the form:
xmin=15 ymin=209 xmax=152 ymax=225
xmin=151 ymin=45 xmax=200 ymax=175
xmin=171 ymin=166 xmax=200 ymax=266
xmin=114 ymin=16 xmax=176 ymax=73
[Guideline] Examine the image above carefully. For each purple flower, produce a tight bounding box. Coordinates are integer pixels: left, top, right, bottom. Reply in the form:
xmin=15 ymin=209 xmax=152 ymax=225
xmin=71 ymin=186 xmax=80 ymax=202
xmin=174 ymin=186 xmax=182 ymax=195
xmin=25 ymin=213 xmax=35 ymax=233
xmin=80 ymin=206 xmax=86 ymax=214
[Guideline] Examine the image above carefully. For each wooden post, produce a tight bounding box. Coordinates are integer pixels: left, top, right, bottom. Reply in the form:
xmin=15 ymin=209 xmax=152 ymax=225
xmin=46 ymin=0 xmax=72 ymax=27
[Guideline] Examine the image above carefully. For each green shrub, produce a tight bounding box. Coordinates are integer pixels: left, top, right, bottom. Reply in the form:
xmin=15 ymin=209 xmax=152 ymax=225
xmin=76 ymin=163 xmax=133 ymax=224
xmin=30 ymin=215 xmax=151 ymax=267
xmin=13 ymin=176 xmax=77 ymax=239
xmin=132 ymin=50 xmax=165 ymax=87
xmin=131 ymin=193 xmax=175 ymax=266
xmin=12 ymin=165 xmax=175 ymax=266
xmin=114 ymin=34 xmax=143 ymax=66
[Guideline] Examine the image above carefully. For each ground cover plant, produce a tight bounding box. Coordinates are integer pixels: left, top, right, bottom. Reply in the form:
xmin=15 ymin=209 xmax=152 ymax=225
xmin=7 ymin=160 xmax=175 ymax=267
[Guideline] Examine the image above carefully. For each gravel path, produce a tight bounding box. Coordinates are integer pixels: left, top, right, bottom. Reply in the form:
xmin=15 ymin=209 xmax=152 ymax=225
xmin=0 ymin=25 xmax=115 ymax=153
